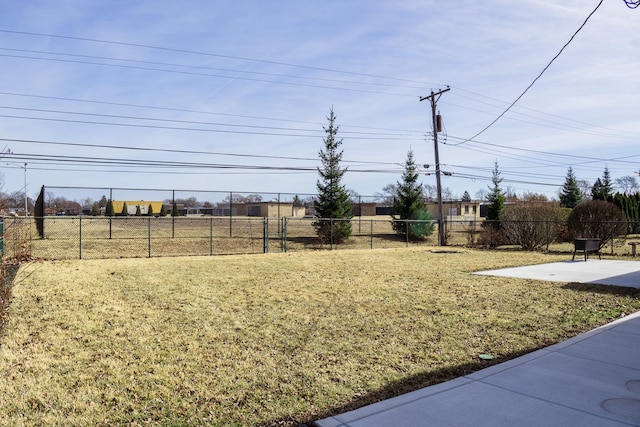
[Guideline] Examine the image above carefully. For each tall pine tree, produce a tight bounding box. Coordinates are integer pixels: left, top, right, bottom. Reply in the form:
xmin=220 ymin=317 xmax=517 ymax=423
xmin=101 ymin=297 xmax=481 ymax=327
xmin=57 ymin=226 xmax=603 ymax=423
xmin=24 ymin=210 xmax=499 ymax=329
xmin=392 ymin=150 xmax=434 ymax=238
xmin=592 ymin=167 xmax=614 ymax=201
xmin=313 ymin=108 xmax=352 ymax=243
xmin=105 ymin=199 xmax=114 ymax=217
xmin=559 ymin=166 xmax=582 ymax=208
xmin=602 ymin=167 xmax=614 ymax=200
xmin=486 ymin=161 xmax=506 ymax=227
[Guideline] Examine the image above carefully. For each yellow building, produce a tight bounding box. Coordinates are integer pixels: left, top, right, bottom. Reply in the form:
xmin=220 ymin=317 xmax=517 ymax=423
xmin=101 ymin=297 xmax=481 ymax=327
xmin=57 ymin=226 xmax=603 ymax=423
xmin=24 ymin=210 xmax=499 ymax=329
xmin=111 ymin=201 xmax=164 ymax=215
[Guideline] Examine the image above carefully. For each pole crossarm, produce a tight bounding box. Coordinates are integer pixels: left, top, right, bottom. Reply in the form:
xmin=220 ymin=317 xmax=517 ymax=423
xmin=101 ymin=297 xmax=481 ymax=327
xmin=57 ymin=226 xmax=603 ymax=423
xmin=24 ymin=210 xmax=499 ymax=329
xmin=419 ymin=86 xmax=450 ymax=103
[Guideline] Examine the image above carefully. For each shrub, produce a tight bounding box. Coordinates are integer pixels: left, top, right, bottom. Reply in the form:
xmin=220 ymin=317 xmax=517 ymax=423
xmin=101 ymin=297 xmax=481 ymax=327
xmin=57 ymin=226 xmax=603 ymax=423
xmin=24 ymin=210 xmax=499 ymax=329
xmin=500 ymin=204 xmax=565 ymax=250
xmin=478 ymin=221 xmax=508 ymax=248
xmin=393 ymin=207 xmax=435 ymax=240
xmin=567 ymin=200 xmax=627 ymax=249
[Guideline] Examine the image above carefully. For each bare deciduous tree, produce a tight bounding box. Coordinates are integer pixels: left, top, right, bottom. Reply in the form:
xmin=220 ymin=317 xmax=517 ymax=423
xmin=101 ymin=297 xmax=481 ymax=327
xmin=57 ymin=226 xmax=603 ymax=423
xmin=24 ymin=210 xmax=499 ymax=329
xmin=615 ymin=175 xmax=639 ymax=195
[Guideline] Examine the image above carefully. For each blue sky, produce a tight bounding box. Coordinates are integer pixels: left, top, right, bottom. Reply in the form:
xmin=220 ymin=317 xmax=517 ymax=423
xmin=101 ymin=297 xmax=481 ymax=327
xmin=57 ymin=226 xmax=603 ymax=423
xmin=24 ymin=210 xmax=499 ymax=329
xmin=0 ymin=0 xmax=638 ymax=204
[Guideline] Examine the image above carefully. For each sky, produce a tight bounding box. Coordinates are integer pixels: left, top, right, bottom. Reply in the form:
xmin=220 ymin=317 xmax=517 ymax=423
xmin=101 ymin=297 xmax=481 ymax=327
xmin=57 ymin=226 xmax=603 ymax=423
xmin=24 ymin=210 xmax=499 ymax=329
xmin=0 ymin=0 xmax=639 ymax=205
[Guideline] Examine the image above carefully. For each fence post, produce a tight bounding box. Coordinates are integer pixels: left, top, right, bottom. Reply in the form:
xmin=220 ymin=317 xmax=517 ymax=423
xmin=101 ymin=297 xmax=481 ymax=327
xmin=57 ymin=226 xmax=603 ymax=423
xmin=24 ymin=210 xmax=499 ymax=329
xmin=406 ymin=220 xmax=409 ymax=247
xmin=263 ymin=218 xmax=268 ymax=254
xmin=109 ymin=188 xmax=113 ymax=240
xmin=172 ymin=189 xmax=175 ymax=239
xmin=148 ymin=217 xmax=151 ymax=258
xmin=210 ymin=216 xmax=214 ymax=256
xmin=443 ymin=218 xmax=448 ymax=246
xmin=79 ymin=216 xmax=82 ymax=260
xmin=0 ymin=219 xmax=3 ymax=257
xmin=229 ymin=191 xmax=233 ymax=238
xmin=282 ymin=217 xmax=287 ymax=253
xmin=546 ymin=220 xmax=550 ymax=252
xmin=330 ymin=218 xmax=334 ymax=250
xmin=370 ymin=219 xmax=373 ymax=250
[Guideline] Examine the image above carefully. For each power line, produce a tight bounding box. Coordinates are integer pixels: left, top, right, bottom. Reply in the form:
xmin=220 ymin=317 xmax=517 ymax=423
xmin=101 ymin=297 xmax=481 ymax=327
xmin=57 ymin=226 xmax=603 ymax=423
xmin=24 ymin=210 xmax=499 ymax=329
xmin=0 ymin=52 xmax=418 ymax=98
xmin=0 ymin=113 xmax=421 ymax=140
xmin=448 ymin=87 xmax=640 ymax=139
xmin=443 ymin=95 xmax=640 ymax=140
xmin=457 ymin=0 xmax=605 ymax=144
xmin=0 ymin=105 xmax=418 ymax=138
xmin=0 ymin=91 xmax=424 ymax=134
xmin=0 ymin=47 xmax=429 ymax=92
xmin=3 ymin=152 xmax=404 ymax=175
xmin=0 ymin=137 xmax=404 ymax=166
xmin=0 ymin=29 xmax=443 ymax=87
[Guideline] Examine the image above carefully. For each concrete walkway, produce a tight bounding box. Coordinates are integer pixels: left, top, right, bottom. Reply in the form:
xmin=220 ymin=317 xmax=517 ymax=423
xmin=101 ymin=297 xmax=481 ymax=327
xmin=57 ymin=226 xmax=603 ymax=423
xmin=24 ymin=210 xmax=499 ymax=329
xmin=314 ymin=260 xmax=640 ymax=426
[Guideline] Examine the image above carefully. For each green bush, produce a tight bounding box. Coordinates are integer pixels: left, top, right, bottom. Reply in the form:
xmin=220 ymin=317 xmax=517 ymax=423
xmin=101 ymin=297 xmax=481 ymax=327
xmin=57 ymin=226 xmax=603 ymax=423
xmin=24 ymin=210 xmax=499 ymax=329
xmin=393 ymin=207 xmax=435 ymax=240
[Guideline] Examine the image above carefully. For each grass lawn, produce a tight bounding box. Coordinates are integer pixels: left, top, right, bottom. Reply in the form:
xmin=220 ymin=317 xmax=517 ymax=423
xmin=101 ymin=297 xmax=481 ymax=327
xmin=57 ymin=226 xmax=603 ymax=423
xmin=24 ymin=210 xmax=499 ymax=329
xmin=1 ymin=248 xmax=639 ymax=426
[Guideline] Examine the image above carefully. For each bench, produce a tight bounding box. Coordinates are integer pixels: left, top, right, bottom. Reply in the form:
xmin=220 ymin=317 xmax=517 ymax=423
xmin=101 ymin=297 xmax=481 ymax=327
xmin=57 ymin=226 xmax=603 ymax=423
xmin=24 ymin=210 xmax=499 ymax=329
xmin=572 ymin=238 xmax=601 ymax=261
xmin=629 ymin=242 xmax=638 ymax=257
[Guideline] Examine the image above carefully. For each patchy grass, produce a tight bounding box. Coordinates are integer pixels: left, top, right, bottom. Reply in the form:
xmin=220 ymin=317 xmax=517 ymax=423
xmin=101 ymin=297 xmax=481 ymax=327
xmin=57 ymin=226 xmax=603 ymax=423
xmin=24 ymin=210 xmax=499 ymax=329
xmin=0 ymin=248 xmax=639 ymax=426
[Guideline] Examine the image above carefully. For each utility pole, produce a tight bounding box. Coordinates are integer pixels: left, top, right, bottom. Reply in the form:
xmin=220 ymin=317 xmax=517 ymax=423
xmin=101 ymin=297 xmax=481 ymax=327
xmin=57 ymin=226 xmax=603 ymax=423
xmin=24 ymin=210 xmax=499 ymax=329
xmin=24 ymin=163 xmax=28 ymax=216
xmin=420 ymin=86 xmax=450 ymax=246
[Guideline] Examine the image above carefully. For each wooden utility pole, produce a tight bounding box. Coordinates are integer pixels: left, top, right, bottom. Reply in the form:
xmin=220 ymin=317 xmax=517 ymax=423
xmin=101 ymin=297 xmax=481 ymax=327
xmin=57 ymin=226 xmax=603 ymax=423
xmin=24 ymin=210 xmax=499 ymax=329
xmin=420 ymin=86 xmax=450 ymax=246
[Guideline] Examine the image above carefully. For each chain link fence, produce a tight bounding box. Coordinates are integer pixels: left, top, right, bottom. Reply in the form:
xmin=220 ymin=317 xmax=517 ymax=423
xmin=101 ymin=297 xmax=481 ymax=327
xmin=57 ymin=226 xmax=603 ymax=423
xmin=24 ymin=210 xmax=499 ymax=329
xmin=2 ymin=216 xmax=639 ymax=260
xmin=1 ymin=216 xmax=443 ymax=260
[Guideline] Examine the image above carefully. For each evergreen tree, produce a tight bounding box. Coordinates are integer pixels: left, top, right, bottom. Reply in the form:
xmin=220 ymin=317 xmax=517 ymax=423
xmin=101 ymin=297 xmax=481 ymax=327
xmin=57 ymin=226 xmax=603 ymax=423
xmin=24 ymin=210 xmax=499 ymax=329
xmin=559 ymin=166 xmax=582 ymax=208
xmin=90 ymin=202 xmax=100 ymax=216
xmin=602 ymin=167 xmax=614 ymax=199
xmin=99 ymin=195 xmax=108 ymax=208
xmin=461 ymin=191 xmax=472 ymax=202
xmin=591 ymin=177 xmax=605 ymax=200
xmin=392 ymin=150 xmax=434 ymax=238
xmin=160 ymin=204 xmax=167 ymax=216
xmin=135 ymin=205 xmax=142 ymax=216
xmin=313 ymin=108 xmax=352 ymax=243
xmin=121 ymin=202 xmax=128 ymax=216
xmin=147 ymin=203 xmax=154 ymax=216
xmin=171 ymin=202 xmax=179 ymax=217
xmin=105 ymin=199 xmax=113 ymax=216
xmin=486 ymin=161 xmax=506 ymax=227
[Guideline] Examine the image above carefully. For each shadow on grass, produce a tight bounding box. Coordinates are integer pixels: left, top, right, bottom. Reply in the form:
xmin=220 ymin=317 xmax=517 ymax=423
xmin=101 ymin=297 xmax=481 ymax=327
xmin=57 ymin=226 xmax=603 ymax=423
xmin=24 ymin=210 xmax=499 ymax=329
xmin=262 ymin=346 xmax=553 ymax=427
xmin=562 ymin=282 xmax=640 ymax=297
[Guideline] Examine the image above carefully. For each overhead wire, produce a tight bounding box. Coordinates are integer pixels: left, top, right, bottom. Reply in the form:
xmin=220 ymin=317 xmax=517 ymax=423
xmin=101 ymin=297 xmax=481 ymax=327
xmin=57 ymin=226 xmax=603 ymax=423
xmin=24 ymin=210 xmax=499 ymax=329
xmin=0 ymin=52 xmax=419 ymax=98
xmin=0 ymin=137 xmax=405 ymax=166
xmin=0 ymin=105 xmax=419 ymax=138
xmin=448 ymin=87 xmax=640 ymax=138
xmin=454 ymin=0 xmax=605 ymax=145
xmin=1 ymin=23 xmax=634 ymax=193
xmin=2 ymin=30 xmax=634 ymax=139
xmin=0 ymin=29 xmax=443 ymax=87
xmin=0 ymin=113 xmax=421 ymax=140
xmin=0 ymin=47 xmax=429 ymax=92
xmin=3 ymin=151 xmax=404 ymax=175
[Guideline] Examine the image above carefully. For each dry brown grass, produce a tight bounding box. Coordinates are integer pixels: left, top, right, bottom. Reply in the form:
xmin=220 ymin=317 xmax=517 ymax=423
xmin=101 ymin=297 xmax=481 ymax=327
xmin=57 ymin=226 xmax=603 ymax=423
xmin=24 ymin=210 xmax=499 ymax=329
xmin=1 ymin=248 xmax=639 ymax=426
